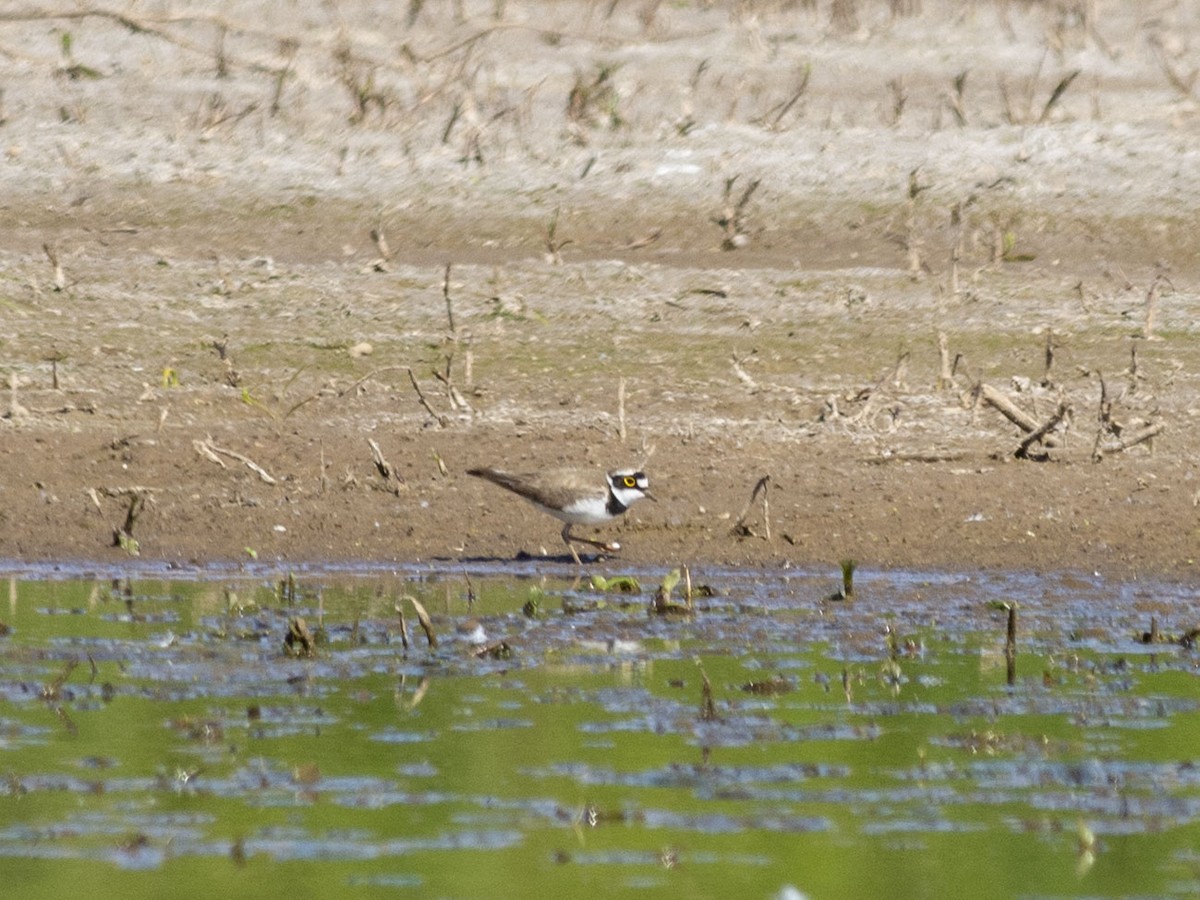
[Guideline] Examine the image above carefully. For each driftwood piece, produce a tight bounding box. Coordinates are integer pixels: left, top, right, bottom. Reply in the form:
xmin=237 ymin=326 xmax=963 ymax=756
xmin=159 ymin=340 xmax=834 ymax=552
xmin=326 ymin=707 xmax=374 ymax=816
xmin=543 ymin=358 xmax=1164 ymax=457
xmin=977 ymin=383 xmax=1061 ymax=448
xmin=1100 ymin=422 xmax=1164 ymax=458
xmin=1116 ymin=422 xmax=1163 ymax=451
xmin=863 ymin=450 xmax=967 ymax=465
xmin=1015 ymin=401 xmax=1070 ymax=460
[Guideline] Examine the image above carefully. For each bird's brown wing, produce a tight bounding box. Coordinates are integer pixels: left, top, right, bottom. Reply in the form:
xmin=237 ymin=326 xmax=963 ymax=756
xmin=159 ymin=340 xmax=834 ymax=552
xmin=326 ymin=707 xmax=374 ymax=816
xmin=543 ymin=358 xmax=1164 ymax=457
xmin=466 ymin=467 xmax=605 ymax=510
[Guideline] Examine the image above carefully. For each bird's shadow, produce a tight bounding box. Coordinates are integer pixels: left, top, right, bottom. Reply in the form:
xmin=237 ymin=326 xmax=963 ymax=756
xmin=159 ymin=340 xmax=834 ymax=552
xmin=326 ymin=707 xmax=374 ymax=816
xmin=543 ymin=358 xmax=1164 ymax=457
xmin=438 ymin=551 xmax=615 ymax=566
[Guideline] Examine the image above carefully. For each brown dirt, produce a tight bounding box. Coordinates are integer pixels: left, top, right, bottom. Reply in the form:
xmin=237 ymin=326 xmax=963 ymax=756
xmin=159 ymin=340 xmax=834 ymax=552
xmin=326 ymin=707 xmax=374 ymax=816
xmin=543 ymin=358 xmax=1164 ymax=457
xmin=1 ymin=1 xmax=1198 ymax=578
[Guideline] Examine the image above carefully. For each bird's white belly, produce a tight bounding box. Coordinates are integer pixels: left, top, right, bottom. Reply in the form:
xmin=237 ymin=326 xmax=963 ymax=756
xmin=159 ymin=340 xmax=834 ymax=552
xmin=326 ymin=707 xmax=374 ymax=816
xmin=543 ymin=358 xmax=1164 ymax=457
xmin=536 ymin=497 xmax=612 ymax=526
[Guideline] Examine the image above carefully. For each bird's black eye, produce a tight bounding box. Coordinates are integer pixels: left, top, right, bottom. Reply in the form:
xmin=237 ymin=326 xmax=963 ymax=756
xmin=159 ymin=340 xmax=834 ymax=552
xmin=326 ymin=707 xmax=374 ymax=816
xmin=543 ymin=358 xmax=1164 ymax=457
xmin=623 ymin=476 xmax=637 ymax=488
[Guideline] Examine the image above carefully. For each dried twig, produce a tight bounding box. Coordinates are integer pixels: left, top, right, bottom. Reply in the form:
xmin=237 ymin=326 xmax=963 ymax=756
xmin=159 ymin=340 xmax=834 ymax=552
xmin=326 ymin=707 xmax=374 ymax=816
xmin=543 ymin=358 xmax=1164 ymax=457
xmin=406 ymin=368 xmax=449 ymax=427
xmin=730 ymin=354 xmax=759 ymax=392
xmin=730 ymin=475 xmax=771 ymax=540
xmin=336 ymin=365 xmax=410 ymax=398
xmin=193 ymin=437 xmax=277 ymax=483
xmin=0 ymin=8 xmax=282 ymax=75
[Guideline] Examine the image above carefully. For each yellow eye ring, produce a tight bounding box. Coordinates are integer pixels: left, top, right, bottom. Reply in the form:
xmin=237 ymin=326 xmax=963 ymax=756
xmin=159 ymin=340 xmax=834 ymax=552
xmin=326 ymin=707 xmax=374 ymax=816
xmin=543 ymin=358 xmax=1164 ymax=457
xmin=623 ymin=476 xmax=637 ymax=488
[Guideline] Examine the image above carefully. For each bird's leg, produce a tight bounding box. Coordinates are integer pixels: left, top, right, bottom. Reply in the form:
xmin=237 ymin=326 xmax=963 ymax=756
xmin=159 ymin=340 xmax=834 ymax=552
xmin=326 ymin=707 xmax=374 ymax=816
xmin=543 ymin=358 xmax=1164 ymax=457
xmin=561 ymin=523 xmax=584 ymax=565
xmin=561 ymin=523 xmax=620 ymax=562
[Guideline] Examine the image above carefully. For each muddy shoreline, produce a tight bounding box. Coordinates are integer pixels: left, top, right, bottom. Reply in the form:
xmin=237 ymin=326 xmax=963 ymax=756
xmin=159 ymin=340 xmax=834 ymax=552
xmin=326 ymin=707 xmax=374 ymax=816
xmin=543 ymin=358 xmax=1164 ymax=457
xmin=1 ymin=2 xmax=1196 ymax=581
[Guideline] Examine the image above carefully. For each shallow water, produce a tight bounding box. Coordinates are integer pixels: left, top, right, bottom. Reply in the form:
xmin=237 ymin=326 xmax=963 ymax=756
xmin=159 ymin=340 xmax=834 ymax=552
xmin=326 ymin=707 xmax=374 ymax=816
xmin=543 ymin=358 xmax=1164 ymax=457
xmin=1 ymin=562 xmax=1198 ymax=898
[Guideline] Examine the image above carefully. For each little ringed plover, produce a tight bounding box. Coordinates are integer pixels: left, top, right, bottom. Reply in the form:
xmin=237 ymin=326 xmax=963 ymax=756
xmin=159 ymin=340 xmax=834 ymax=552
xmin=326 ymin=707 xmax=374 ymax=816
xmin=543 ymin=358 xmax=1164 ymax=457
xmin=467 ymin=466 xmax=655 ymax=564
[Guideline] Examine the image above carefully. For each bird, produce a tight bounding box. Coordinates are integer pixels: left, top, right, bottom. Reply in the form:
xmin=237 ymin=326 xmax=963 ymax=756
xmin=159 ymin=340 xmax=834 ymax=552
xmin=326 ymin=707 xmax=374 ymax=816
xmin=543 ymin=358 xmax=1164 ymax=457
xmin=467 ymin=466 xmax=655 ymax=564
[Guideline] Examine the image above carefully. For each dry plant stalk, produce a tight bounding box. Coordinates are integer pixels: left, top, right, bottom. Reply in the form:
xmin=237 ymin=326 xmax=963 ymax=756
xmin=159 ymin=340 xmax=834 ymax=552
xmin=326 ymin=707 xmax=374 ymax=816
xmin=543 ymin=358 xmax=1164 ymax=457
xmin=716 ymin=175 xmax=761 ymax=250
xmin=543 ymin=207 xmax=572 ymax=264
xmin=1143 ymin=273 xmax=1172 ymax=340
xmin=1090 ymin=372 xmax=1164 ymax=460
xmin=885 ymin=76 xmax=906 ymax=126
xmin=946 ymin=70 xmax=968 ymax=126
xmin=432 ymin=368 xmax=472 ymax=414
xmin=435 ymin=264 xmax=475 ymax=413
xmin=284 ymin=617 xmax=316 ymax=657
xmin=1155 ymin=48 xmax=1199 ymax=101
xmin=5 ymin=373 xmax=27 ymax=419
xmin=433 ymin=368 xmax=472 ymax=413
xmin=901 ymin=169 xmax=927 ymax=279
xmin=368 ymin=438 xmax=405 ymax=492
xmin=936 ymin=331 xmax=954 ymax=390
xmin=847 ymin=351 xmax=907 ymax=426
xmin=43 ymin=242 xmax=65 ymax=291
xmin=1005 ymin=604 xmax=1017 ymax=686
xmin=730 ymin=475 xmax=771 ymax=541
xmin=369 ymin=224 xmax=392 ymax=270
xmin=406 ymin=367 xmax=449 ymax=427
xmin=394 ymin=603 xmax=411 ymax=650
xmin=1039 ymin=69 xmax=1081 ymax=124
xmin=617 ymin=376 xmax=627 ymax=442
xmin=698 ymin=667 xmax=717 ymax=722
xmin=1041 ymin=329 xmax=1057 ymax=386
xmin=270 ymin=38 xmax=299 ymax=116
xmin=442 ymin=263 xmax=457 ymax=335
xmin=407 ymin=597 xmax=438 ymax=648
xmin=110 ymin=490 xmax=147 ymax=552
xmin=760 ymin=63 xmax=811 ymax=130
xmin=948 ymin=200 xmax=967 ymax=295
